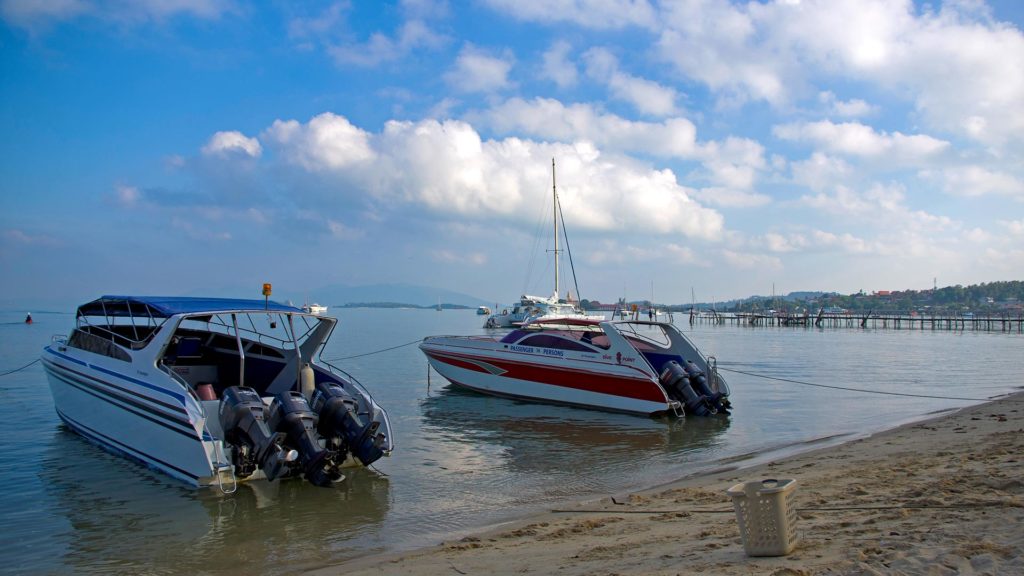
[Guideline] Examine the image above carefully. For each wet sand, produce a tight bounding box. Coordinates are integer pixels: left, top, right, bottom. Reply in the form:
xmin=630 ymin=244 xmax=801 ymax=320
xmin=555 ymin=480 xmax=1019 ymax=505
xmin=312 ymin=392 xmax=1024 ymax=575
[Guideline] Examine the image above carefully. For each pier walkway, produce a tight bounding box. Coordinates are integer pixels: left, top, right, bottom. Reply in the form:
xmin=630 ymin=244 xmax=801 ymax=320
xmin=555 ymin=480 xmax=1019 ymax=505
xmin=687 ymin=310 xmax=1024 ymax=332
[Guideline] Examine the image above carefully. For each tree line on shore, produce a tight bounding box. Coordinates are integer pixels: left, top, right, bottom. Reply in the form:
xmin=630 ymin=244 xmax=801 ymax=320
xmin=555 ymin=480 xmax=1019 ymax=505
xmin=582 ymin=281 xmax=1024 ymax=316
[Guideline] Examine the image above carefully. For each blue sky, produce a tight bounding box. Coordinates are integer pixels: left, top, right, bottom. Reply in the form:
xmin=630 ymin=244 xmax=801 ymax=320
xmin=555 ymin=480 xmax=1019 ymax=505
xmin=2 ymin=0 xmax=1023 ymax=309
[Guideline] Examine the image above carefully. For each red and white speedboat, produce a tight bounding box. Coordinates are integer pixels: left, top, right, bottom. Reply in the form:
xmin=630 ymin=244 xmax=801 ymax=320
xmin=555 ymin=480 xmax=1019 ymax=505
xmin=420 ymin=319 xmax=731 ymax=417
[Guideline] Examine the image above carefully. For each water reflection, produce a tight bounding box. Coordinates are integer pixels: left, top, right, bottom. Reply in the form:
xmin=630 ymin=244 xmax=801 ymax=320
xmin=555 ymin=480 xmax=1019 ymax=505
xmin=40 ymin=427 xmax=391 ymax=575
xmin=420 ymin=387 xmax=731 ymax=479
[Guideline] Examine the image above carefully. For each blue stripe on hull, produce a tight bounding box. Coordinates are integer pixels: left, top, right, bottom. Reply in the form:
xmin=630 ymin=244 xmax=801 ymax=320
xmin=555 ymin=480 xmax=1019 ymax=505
xmin=56 ymin=408 xmax=203 ymax=485
xmin=44 ymin=359 xmax=216 ymax=486
xmin=44 ymin=345 xmax=186 ymax=403
xmin=43 ymin=359 xmax=202 ymax=440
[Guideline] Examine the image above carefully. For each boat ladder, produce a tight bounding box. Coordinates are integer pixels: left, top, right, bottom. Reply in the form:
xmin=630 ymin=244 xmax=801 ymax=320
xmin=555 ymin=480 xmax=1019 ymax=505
xmin=707 ymin=355 xmax=720 ymax=392
xmin=203 ymin=420 xmax=237 ymax=494
xmin=669 ymin=400 xmax=685 ymax=418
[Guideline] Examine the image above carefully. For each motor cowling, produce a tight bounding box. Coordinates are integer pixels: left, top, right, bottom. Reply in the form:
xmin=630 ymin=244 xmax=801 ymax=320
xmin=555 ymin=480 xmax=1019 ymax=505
xmin=219 ymin=386 xmax=296 ymax=481
xmin=310 ymin=381 xmax=385 ymax=466
xmin=659 ymin=361 xmax=715 ymax=416
xmin=267 ymin=391 xmax=342 ymax=487
xmin=683 ymin=360 xmax=731 ymax=413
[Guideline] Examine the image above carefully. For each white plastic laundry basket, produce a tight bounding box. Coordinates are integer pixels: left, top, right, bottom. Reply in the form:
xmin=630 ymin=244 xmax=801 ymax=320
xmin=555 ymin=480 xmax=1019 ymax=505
xmin=726 ymin=478 xmax=799 ymax=556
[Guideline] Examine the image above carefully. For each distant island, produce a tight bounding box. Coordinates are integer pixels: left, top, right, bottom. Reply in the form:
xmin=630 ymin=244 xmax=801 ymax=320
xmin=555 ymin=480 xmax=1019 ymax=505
xmin=337 ymin=302 xmax=473 ymax=310
xmin=581 ymin=280 xmax=1024 ymax=316
xmin=289 ymin=280 xmax=1024 ymax=317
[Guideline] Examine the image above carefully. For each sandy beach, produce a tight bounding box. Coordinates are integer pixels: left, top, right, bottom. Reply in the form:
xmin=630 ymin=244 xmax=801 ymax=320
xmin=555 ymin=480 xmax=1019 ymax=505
xmin=315 ymin=392 xmax=1024 ymax=576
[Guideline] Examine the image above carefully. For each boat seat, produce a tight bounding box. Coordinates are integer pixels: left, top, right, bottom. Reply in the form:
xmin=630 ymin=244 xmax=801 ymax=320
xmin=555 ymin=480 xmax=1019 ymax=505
xmin=175 ymin=337 xmax=204 ymax=359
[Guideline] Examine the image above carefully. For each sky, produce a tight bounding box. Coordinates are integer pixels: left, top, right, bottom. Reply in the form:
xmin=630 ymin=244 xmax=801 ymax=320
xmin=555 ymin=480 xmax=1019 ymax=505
xmin=2 ymin=0 xmax=1023 ymax=309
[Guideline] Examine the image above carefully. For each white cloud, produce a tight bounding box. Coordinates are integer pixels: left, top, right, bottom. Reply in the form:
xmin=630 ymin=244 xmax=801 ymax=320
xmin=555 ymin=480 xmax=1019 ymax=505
xmin=0 ymin=0 xmax=89 ymax=30
xmin=250 ymin=113 xmax=725 ymax=240
xmin=648 ymin=0 xmax=1024 ymax=148
xmin=720 ymin=249 xmax=782 ymax=270
xmin=0 ymin=0 xmax=232 ymax=31
xmin=789 ymin=152 xmax=852 ymax=192
xmin=541 ymin=40 xmax=578 ymax=89
xmin=809 ymin=230 xmax=874 ymax=254
xmin=774 ymin=120 xmax=949 ymax=162
xmin=287 ymin=2 xmax=345 ymax=47
xmin=818 ymin=91 xmax=876 ymax=118
xmin=3 ymin=228 xmax=59 ymax=246
xmin=800 ymin=181 xmax=956 ymax=241
xmin=689 ymin=187 xmax=770 ymax=208
xmin=171 ymin=217 xmax=231 ymax=241
xmin=475 ymin=97 xmax=699 ymax=158
xmin=1001 ymin=219 xmax=1024 ymax=235
xmin=202 ymin=130 xmax=262 ymax=158
xmin=262 ymin=112 xmax=376 ymax=171
xmin=697 ymin=137 xmax=766 ymax=190
xmin=483 ymin=0 xmax=657 ymax=30
xmin=115 ymin=184 xmax=140 ymax=207
xmin=326 ymin=219 xmax=363 ymax=240
xmin=656 ymin=0 xmax=789 ymax=106
xmin=475 ymin=98 xmax=772 ymax=198
xmin=584 ymin=240 xmax=702 ymax=266
xmin=923 ymin=165 xmax=1024 ymax=199
xmin=444 ymin=45 xmax=515 ymax=93
xmin=582 ymin=47 xmax=678 ymax=116
xmin=762 ymin=231 xmax=805 ymax=253
xmin=328 ymin=19 xmax=448 ymax=66
xmin=432 ymin=249 xmax=487 ymax=265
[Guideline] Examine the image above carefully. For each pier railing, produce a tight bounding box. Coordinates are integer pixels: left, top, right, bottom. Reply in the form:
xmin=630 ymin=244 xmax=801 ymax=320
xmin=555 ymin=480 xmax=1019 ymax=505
xmin=686 ymin=310 xmax=1024 ymax=332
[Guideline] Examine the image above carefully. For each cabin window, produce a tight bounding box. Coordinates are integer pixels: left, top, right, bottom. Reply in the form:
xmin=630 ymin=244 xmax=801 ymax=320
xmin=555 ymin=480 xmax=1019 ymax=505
xmin=67 ymin=329 xmax=132 ymax=362
xmin=517 ymin=334 xmax=595 ymax=352
xmin=499 ymin=330 xmax=529 ymax=343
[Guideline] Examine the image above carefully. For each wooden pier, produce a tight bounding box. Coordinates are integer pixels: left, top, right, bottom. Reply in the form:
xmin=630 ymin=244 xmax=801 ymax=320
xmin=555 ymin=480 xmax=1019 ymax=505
xmin=688 ymin=310 xmax=1024 ymax=332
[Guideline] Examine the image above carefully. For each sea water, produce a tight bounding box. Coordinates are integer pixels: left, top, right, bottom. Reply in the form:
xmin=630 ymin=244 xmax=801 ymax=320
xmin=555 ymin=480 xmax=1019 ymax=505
xmin=0 ymin=308 xmax=1020 ymax=575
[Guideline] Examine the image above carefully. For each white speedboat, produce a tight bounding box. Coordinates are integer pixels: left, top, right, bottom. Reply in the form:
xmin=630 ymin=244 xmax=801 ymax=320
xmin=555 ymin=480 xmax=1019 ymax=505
xmin=42 ymin=296 xmax=393 ymax=489
xmin=421 ymin=319 xmax=730 ymax=417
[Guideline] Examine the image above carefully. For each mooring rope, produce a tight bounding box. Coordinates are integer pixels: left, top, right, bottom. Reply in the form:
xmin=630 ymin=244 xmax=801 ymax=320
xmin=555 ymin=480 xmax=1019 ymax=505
xmin=716 ymin=365 xmax=1007 ymax=402
xmin=0 ymin=358 xmax=39 ymax=377
xmin=325 ymin=339 xmax=423 ymax=362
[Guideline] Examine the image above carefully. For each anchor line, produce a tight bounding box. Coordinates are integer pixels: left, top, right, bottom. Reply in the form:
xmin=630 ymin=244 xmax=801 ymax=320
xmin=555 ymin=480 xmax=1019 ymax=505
xmin=0 ymin=358 xmax=40 ymax=377
xmin=716 ymin=365 xmax=1018 ymax=402
xmin=324 ymin=339 xmax=423 ymax=362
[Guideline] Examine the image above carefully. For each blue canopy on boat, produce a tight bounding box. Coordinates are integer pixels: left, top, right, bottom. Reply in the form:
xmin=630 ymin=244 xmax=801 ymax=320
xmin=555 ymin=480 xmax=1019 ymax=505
xmin=77 ymin=296 xmax=305 ymax=318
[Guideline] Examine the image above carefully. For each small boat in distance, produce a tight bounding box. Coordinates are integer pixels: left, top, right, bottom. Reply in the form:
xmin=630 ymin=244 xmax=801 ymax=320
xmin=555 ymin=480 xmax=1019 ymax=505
xmin=25 ymin=312 xmax=32 ymax=324
xmin=421 ymin=318 xmax=731 ymax=417
xmin=41 ymin=296 xmax=393 ymax=489
xmin=477 ymin=306 xmax=491 ymax=315
xmin=303 ymin=302 xmax=328 ymax=316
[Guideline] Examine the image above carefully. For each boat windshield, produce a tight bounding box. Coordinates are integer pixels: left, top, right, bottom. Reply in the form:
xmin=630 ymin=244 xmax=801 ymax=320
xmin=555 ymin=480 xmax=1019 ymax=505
xmin=499 ymin=326 xmax=611 ymax=350
xmin=173 ymin=311 xmax=327 ymax=353
xmin=614 ymin=322 xmax=674 ymax=350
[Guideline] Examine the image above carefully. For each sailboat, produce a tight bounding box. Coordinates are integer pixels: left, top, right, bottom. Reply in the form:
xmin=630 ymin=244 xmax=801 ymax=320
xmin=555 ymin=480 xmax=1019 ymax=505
xmin=484 ymin=159 xmax=604 ymax=329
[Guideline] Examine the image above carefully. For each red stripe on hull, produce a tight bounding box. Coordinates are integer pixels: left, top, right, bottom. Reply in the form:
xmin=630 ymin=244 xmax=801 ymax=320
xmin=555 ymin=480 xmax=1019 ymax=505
xmin=424 ymin=349 xmax=666 ymax=403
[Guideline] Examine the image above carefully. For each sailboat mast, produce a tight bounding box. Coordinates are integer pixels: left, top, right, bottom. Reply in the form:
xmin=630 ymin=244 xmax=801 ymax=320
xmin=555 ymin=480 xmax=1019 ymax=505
xmin=552 ymin=158 xmax=559 ymax=300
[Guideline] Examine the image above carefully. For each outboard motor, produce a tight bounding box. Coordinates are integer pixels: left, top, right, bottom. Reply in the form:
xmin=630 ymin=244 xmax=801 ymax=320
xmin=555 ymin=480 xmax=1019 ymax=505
xmin=219 ymin=386 xmax=296 ymax=481
xmin=310 ymin=381 xmax=385 ymax=466
xmin=267 ymin=391 xmax=342 ymax=487
xmin=659 ymin=361 xmax=715 ymax=416
xmin=683 ymin=360 xmax=731 ymax=413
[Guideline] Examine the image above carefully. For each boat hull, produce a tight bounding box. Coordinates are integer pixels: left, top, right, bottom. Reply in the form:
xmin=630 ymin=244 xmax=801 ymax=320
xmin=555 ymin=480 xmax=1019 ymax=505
xmin=42 ymin=347 xmax=216 ymax=486
xmin=421 ymin=344 xmax=673 ymax=416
